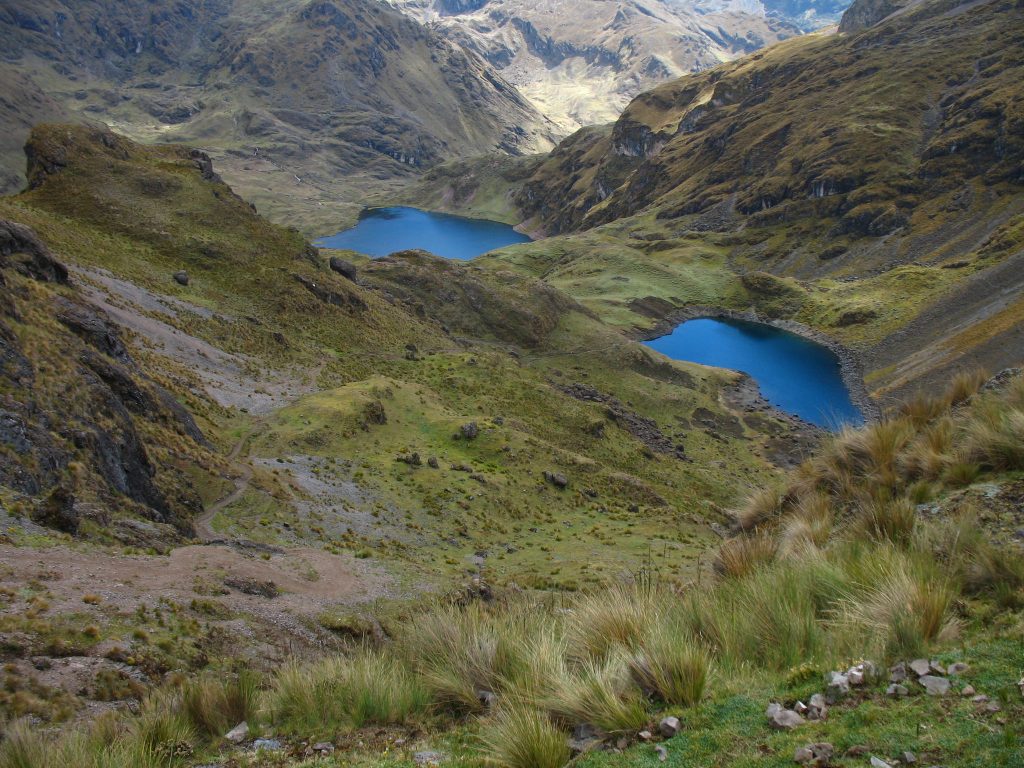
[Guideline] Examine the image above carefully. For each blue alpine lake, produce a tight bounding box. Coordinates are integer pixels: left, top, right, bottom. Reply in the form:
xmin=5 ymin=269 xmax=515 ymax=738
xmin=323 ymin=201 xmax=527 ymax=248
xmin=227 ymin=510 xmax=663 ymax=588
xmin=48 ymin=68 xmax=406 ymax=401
xmin=644 ymin=317 xmax=863 ymax=429
xmin=315 ymin=206 xmax=532 ymax=260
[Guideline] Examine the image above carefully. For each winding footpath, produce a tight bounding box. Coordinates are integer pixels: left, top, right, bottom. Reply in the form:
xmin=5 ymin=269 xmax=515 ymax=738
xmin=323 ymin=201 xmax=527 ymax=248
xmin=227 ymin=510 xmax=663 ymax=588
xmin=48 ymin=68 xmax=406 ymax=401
xmin=193 ymin=430 xmax=255 ymax=543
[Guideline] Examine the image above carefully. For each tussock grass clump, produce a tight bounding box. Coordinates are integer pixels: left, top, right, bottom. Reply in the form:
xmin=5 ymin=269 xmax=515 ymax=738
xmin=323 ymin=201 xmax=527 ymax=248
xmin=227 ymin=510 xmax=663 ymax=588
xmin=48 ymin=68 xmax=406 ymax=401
xmin=778 ymin=493 xmax=833 ymax=556
xmin=714 ymin=532 xmax=778 ymax=577
xmin=734 ymin=485 xmax=784 ymax=531
xmin=857 ymin=494 xmax=916 ymax=546
xmin=181 ymin=671 xmax=258 ymax=739
xmin=565 ymin=581 xmax=661 ymax=661
xmin=271 ymin=654 xmax=427 ymax=734
xmin=482 ymin=707 xmax=570 ymax=768
xmin=400 ymin=605 xmax=526 ymax=713
xmin=834 ymin=546 xmax=955 ymax=659
xmin=544 ymin=654 xmax=649 ymax=733
xmin=628 ymin=618 xmax=709 ymax=706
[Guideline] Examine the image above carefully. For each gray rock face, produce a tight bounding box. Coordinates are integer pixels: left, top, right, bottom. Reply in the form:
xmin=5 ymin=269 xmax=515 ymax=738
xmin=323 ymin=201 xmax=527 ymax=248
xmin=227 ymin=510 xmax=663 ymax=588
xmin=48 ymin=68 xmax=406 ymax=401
xmin=919 ymin=675 xmax=950 ymax=696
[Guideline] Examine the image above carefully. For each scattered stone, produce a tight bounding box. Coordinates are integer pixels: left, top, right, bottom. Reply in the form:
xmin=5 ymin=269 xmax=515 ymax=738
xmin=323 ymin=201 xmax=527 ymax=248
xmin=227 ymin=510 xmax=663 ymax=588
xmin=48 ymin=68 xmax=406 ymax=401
xmin=1018 ymin=676 xmax=1024 ymax=697
xmin=846 ymin=745 xmax=870 ymax=757
xmin=568 ymin=724 xmax=602 ymax=754
xmin=328 ymin=256 xmax=357 ymax=281
xmin=312 ymin=742 xmax=335 ymax=755
xmin=972 ymin=694 xmax=989 ymax=703
xmin=615 ymin=737 xmax=629 ymax=750
xmin=477 ymin=690 xmax=497 ymax=709
xmin=224 ymin=577 xmax=279 ymax=598
xmin=459 ymin=422 xmax=479 ymax=439
xmin=825 ymin=671 xmax=850 ymax=703
xmin=961 ymin=685 xmax=976 ymax=697
xmin=929 ymin=660 xmax=946 ymax=675
xmin=659 ymin=716 xmax=681 ymax=738
xmin=766 ymin=702 xmax=806 ymax=730
xmin=909 ymin=659 xmax=931 ymax=677
xmin=889 ymin=662 xmax=908 ymax=683
xmin=795 ymin=700 xmax=810 ymax=716
xmin=981 ymin=700 xmax=1002 ymax=713
xmin=224 ymin=721 xmax=249 ymax=744
xmin=252 ymin=738 xmax=282 ymax=752
xmin=427 ymin=456 xmax=439 ymax=469
xmin=870 ymin=758 xmax=893 ymax=768
xmin=901 ymin=751 xmax=917 ymax=764
xmin=846 ymin=661 xmax=875 ymax=686
xmin=887 ymin=683 xmax=909 ymax=697
xmin=543 ymin=470 xmax=569 ymax=488
xmin=654 ymin=745 xmax=668 ymax=762
xmin=396 ymin=452 xmax=422 ymax=466
xmin=947 ymin=662 xmax=969 ymax=675
xmin=638 ymin=730 xmax=653 ymax=741
xmin=413 ymin=751 xmax=447 ymax=766
xmin=919 ymin=675 xmax=950 ymax=696
xmin=808 ymin=693 xmax=827 ymax=720
xmin=173 ymin=270 xmax=189 ymax=286
xmin=793 ymin=742 xmax=833 ymax=766
xmin=31 ymin=657 xmax=52 ymax=671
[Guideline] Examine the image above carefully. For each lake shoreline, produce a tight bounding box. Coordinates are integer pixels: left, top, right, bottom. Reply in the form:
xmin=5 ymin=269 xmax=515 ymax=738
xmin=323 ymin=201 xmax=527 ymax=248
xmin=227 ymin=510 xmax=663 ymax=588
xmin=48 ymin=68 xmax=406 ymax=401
xmin=635 ymin=305 xmax=882 ymax=424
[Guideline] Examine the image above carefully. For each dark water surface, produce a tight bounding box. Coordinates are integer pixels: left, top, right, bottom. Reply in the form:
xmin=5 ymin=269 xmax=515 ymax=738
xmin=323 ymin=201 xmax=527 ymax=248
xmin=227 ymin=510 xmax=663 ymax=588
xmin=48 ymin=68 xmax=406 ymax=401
xmin=644 ymin=317 xmax=863 ymax=429
xmin=316 ymin=206 xmax=531 ymax=260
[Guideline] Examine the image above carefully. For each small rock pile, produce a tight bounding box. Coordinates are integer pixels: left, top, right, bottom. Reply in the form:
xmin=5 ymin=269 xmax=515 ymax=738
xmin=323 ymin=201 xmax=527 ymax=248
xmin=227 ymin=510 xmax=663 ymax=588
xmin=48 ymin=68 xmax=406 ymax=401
xmin=888 ymin=659 xmax=970 ymax=698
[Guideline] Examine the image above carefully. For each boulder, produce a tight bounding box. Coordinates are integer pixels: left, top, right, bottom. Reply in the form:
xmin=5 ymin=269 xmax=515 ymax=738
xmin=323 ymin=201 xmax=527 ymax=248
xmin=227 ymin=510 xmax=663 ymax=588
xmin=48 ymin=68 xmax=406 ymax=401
xmin=886 ymin=683 xmax=909 ymax=697
xmin=658 ymin=716 xmax=681 ymax=738
xmin=793 ymin=742 xmax=833 ymax=766
xmin=919 ymin=675 xmax=950 ymax=696
xmin=329 ymin=256 xmax=358 ymax=281
xmin=30 ymin=486 xmax=79 ymax=534
xmin=413 ymin=752 xmax=446 ymax=766
xmin=961 ymin=685 xmax=976 ymax=696
xmin=544 ymin=470 xmax=569 ymax=488
xmin=900 ymin=752 xmax=916 ymax=765
xmin=459 ymin=422 xmax=479 ymax=439
xmin=173 ymin=270 xmax=189 ymax=286
xmin=427 ymin=456 xmax=439 ymax=469
xmin=568 ymin=723 xmax=602 ymax=754
xmin=766 ymin=702 xmax=805 ymax=730
xmin=808 ymin=693 xmax=827 ymax=720
xmin=825 ymin=671 xmax=850 ymax=703
xmin=889 ymin=662 xmax=907 ymax=683
xmin=909 ymin=658 xmax=930 ymax=677
xmin=224 ymin=721 xmax=248 ymax=744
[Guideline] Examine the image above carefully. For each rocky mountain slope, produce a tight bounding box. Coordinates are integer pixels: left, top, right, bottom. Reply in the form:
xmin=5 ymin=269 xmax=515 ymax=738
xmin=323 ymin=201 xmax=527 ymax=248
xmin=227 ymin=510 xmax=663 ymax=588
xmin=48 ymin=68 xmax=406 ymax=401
xmin=0 ymin=124 xmax=815 ymax=723
xmin=411 ymin=0 xmax=1024 ymax=402
xmin=0 ymin=0 xmax=557 ymax=232
xmin=387 ymin=0 xmax=807 ymax=132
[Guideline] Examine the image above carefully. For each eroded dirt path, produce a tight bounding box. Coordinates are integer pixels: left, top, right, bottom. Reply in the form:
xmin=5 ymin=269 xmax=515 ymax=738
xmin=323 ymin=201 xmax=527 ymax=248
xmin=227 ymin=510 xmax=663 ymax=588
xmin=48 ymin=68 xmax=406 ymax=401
xmin=193 ymin=429 xmax=255 ymax=542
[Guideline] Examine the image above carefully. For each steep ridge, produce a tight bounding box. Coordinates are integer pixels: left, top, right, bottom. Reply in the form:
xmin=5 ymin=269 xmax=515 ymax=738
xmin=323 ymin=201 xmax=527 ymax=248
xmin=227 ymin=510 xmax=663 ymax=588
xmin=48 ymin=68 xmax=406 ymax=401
xmin=387 ymin=0 xmax=805 ymax=131
xmin=0 ymin=0 xmax=557 ymax=232
xmin=417 ymin=0 xmax=1023 ymax=402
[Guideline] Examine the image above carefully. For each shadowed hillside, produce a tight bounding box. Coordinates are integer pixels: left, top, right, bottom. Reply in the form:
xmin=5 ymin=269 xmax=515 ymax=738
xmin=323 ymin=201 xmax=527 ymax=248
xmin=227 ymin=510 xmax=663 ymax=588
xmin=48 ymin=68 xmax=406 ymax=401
xmin=0 ymin=0 xmax=557 ymax=232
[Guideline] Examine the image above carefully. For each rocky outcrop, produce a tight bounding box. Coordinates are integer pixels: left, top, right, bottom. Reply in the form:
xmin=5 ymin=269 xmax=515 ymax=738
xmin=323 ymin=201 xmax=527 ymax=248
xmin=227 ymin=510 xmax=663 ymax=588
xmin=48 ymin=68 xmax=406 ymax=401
xmin=839 ymin=0 xmax=917 ymax=32
xmin=0 ymin=219 xmax=68 ymax=283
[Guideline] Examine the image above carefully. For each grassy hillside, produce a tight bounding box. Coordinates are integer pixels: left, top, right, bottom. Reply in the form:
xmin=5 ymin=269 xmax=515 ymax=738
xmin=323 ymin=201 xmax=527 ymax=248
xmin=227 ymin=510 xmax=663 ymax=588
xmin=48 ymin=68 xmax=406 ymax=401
xmin=0 ymin=124 xmax=820 ymax=736
xmin=3 ymin=369 xmax=1021 ymax=767
xmin=405 ymin=0 xmax=1024 ymax=404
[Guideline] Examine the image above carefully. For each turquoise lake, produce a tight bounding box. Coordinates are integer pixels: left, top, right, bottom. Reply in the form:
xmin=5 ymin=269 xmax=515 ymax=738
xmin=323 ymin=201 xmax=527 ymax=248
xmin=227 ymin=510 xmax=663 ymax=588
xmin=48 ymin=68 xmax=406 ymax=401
xmin=316 ymin=206 xmax=531 ymax=260
xmin=644 ymin=317 xmax=863 ymax=429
